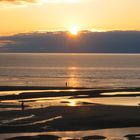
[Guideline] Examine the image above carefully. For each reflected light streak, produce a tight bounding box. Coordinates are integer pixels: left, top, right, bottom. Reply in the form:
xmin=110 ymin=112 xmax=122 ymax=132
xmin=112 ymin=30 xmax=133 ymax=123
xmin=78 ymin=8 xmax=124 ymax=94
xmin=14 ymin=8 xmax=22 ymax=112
xmin=67 ymin=67 xmax=80 ymax=87
xmin=68 ymin=101 xmax=76 ymax=106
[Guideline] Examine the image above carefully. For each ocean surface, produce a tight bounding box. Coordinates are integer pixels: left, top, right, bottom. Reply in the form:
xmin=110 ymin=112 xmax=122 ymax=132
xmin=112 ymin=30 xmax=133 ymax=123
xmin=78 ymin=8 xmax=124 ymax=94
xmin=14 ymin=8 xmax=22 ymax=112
xmin=0 ymin=53 xmax=140 ymax=88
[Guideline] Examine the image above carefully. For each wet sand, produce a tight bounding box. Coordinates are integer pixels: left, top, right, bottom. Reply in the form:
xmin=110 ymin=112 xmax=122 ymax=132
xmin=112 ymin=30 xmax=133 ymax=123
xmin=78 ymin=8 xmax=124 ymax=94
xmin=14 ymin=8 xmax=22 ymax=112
xmin=0 ymin=86 xmax=140 ymax=139
xmin=0 ymin=104 xmax=140 ymax=133
xmin=0 ymin=86 xmax=140 ymax=101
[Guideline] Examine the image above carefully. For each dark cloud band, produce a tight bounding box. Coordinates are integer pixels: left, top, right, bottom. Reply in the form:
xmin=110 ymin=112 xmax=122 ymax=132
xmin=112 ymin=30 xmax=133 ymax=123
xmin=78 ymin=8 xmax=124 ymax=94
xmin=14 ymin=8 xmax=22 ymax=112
xmin=0 ymin=31 xmax=140 ymax=53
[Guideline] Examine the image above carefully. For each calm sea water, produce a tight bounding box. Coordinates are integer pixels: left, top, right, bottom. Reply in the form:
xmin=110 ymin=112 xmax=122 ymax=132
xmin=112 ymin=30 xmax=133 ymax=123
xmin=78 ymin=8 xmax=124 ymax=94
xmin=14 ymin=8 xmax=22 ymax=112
xmin=0 ymin=53 xmax=140 ymax=88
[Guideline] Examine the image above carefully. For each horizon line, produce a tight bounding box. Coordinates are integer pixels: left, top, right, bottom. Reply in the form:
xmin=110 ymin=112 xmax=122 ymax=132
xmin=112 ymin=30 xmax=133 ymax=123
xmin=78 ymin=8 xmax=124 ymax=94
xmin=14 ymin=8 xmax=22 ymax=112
xmin=1 ymin=29 xmax=140 ymax=36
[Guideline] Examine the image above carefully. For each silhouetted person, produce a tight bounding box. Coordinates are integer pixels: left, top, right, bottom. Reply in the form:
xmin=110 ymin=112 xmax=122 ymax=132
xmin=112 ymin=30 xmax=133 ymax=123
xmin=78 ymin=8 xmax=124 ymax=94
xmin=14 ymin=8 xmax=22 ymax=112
xmin=65 ymin=82 xmax=68 ymax=87
xmin=21 ymin=101 xmax=25 ymax=111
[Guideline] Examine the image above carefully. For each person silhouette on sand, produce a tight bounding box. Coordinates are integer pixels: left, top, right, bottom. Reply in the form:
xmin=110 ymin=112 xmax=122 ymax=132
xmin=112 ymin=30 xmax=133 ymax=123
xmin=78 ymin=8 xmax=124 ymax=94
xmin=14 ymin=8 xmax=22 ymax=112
xmin=21 ymin=101 xmax=25 ymax=111
xmin=65 ymin=82 xmax=68 ymax=87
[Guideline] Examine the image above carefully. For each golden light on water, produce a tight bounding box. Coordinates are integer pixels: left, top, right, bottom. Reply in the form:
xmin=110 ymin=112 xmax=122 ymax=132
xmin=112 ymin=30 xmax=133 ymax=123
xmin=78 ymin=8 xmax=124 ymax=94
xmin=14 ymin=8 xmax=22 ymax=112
xmin=67 ymin=67 xmax=80 ymax=87
xmin=69 ymin=67 xmax=77 ymax=70
xmin=68 ymin=101 xmax=76 ymax=106
xmin=69 ymin=89 xmax=77 ymax=92
xmin=68 ymin=77 xmax=79 ymax=87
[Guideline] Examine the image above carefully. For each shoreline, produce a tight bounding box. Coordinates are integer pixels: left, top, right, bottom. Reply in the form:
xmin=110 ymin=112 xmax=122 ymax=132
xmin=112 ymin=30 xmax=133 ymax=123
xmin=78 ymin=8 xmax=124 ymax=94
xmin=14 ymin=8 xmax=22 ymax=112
xmin=1 ymin=85 xmax=140 ymax=91
xmin=0 ymin=86 xmax=88 ymax=91
xmin=0 ymin=86 xmax=140 ymax=101
xmin=0 ymin=86 xmax=140 ymax=137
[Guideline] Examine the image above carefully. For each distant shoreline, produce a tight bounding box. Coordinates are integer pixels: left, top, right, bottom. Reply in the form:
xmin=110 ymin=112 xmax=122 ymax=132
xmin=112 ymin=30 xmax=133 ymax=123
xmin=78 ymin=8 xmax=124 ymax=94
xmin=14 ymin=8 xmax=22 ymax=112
xmin=0 ymin=85 xmax=140 ymax=91
xmin=0 ymin=52 xmax=140 ymax=54
xmin=0 ymin=86 xmax=87 ymax=91
xmin=0 ymin=86 xmax=140 ymax=101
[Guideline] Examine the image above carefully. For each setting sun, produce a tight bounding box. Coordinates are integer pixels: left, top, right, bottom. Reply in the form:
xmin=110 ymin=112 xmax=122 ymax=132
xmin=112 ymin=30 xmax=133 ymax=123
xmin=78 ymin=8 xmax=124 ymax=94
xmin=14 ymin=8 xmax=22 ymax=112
xmin=69 ymin=26 xmax=78 ymax=35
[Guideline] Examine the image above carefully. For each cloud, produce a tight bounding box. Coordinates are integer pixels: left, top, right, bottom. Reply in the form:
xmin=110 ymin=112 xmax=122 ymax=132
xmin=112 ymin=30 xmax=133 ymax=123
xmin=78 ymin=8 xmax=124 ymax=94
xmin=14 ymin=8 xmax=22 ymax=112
xmin=0 ymin=0 xmax=36 ymax=9
xmin=0 ymin=31 xmax=140 ymax=53
xmin=0 ymin=0 xmax=35 ymax=2
xmin=0 ymin=0 xmax=79 ymax=9
xmin=0 ymin=0 xmax=79 ymax=4
xmin=0 ymin=0 xmax=36 ymax=4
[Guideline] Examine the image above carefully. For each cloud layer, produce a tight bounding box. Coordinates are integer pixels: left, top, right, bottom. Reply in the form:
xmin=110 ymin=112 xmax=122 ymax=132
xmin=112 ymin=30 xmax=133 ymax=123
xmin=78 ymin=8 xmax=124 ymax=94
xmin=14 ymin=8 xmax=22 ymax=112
xmin=0 ymin=0 xmax=79 ymax=4
xmin=0 ymin=31 xmax=140 ymax=53
xmin=0 ymin=0 xmax=36 ymax=4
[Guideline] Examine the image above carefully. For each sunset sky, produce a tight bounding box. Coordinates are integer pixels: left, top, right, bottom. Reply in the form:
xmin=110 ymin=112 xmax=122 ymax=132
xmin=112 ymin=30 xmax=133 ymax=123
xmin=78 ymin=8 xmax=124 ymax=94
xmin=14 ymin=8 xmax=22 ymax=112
xmin=0 ymin=0 xmax=140 ymax=35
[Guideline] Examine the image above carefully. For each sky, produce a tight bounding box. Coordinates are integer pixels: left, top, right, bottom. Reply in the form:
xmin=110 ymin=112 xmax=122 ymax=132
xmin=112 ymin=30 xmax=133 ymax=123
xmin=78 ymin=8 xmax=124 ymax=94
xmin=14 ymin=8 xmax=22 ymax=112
xmin=0 ymin=0 xmax=140 ymax=35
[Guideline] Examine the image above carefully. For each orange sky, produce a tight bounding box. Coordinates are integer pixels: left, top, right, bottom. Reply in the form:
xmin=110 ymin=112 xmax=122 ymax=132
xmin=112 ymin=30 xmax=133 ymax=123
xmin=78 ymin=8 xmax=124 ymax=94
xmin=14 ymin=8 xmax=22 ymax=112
xmin=0 ymin=0 xmax=140 ymax=35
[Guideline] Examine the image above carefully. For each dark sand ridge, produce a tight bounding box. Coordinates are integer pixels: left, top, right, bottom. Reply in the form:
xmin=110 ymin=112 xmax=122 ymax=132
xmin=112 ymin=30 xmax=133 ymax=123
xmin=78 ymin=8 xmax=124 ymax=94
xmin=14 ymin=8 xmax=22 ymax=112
xmin=0 ymin=86 xmax=140 ymax=101
xmin=6 ymin=135 xmax=61 ymax=140
xmin=0 ymin=86 xmax=87 ymax=91
xmin=0 ymin=104 xmax=140 ymax=133
xmin=6 ymin=135 xmax=107 ymax=140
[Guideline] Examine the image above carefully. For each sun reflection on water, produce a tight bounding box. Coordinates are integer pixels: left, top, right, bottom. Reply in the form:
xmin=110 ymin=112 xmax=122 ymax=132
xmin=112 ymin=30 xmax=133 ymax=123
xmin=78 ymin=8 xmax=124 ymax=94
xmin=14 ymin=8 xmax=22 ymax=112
xmin=69 ymin=89 xmax=77 ymax=92
xmin=68 ymin=101 xmax=77 ymax=106
xmin=67 ymin=67 xmax=80 ymax=87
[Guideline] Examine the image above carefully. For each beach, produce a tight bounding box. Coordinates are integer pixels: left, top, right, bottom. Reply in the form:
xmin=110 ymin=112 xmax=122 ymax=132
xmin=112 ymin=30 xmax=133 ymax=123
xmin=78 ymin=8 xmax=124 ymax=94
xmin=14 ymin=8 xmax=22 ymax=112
xmin=1 ymin=0 xmax=140 ymax=139
xmin=0 ymin=86 xmax=140 ymax=140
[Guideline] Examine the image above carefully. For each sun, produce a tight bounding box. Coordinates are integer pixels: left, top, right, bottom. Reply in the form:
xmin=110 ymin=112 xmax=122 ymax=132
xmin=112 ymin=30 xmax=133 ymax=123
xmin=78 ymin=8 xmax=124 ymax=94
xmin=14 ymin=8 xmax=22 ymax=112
xmin=69 ymin=26 xmax=78 ymax=35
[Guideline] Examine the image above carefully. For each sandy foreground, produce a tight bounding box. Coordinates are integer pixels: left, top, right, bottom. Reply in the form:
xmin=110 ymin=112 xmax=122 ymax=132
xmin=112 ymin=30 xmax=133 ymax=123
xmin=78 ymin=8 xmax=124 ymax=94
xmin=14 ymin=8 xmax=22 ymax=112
xmin=0 ymin=86 xmax=140 ymax=139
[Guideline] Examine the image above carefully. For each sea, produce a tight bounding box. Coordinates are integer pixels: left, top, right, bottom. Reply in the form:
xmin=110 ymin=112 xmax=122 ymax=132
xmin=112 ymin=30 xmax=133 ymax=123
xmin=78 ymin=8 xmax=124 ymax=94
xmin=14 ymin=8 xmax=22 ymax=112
xmin=0 ymin=53 xmax=140 ymax=88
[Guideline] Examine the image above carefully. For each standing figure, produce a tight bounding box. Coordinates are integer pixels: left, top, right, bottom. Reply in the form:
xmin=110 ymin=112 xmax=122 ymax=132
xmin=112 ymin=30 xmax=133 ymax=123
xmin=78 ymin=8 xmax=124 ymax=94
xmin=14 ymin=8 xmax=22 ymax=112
xmin=21 ymin=101 xmax=25 ymax=111
xmin=65 ymin=82 xmax=68 ymax=87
